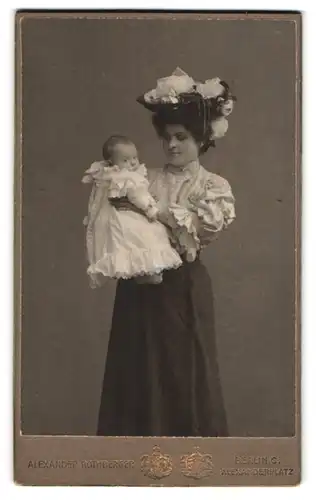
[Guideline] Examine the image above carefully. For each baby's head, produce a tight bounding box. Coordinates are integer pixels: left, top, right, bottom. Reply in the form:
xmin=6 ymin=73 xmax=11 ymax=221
xmin=102 ymin=135 xmax=140 ymax=170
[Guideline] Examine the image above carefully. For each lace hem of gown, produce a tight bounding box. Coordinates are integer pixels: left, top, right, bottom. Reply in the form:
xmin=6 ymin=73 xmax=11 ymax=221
xmin=87 ymin=246 xmax=182 ymax=283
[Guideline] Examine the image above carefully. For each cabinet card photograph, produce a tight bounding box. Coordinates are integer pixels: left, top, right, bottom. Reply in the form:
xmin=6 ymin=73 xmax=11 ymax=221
xmin=14 ymin=11 xmax=301 ymax=486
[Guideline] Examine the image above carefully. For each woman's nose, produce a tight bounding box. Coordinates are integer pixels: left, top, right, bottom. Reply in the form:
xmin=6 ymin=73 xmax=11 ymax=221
xmin=168 ymin=137 xmax=178 ymax=149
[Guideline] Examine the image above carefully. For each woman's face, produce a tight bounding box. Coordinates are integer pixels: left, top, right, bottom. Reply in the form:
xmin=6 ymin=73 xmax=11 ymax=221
xmin=162 ymin=124 xmax=200 ymax=167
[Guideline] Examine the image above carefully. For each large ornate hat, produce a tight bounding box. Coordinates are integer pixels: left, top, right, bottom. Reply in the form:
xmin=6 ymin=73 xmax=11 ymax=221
xmin=137 ymin=67 xmax=236 ymax=146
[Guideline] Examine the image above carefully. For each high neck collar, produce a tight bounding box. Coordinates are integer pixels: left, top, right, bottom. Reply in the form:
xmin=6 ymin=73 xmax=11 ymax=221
xmin=164 ymin=160 xmax=200 ymax=176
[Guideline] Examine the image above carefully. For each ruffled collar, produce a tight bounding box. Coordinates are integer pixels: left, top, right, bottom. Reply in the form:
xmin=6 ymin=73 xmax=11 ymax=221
xmin=164 ymin=160 xmax=200 ymax=179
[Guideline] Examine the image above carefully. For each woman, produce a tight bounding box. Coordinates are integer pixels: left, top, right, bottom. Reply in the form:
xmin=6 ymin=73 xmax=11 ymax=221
xmin=97 ymin=68 xmax=236 ymax=437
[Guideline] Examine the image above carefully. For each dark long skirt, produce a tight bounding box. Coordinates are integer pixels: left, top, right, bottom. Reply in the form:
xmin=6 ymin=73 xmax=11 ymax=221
xmin=97 ymin=258 xmax=228 ymax=437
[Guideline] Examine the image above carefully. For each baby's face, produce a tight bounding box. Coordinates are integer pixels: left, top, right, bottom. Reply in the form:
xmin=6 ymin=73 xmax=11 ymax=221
xmin=111 ymin=143 xmax=140 ymax=170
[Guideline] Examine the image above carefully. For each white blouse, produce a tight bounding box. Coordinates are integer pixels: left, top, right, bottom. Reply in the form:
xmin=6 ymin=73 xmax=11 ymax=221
xmin=149 ymin=160 xmax=235 ymax=259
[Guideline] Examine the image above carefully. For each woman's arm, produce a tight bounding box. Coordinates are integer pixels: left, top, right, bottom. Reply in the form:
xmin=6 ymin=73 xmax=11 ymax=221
xmin=189 ymin=175 xmax=235 ymax=246
xmin=159 ymin=174 xmax=235 ymax=254
xmin=109 ymin=197 xmax=146 ymax=216
xmin=109 ymin=193 xmax=158 ymax=220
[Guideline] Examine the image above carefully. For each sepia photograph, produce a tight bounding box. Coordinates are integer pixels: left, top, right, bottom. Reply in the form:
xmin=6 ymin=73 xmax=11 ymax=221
xmin=14 ymin=11 xmax=301 ymax=486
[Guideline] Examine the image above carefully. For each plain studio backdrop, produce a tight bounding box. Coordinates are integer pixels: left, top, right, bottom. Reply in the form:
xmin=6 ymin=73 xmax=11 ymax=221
xmin=20 ymin=16 xmax=296 ymax=436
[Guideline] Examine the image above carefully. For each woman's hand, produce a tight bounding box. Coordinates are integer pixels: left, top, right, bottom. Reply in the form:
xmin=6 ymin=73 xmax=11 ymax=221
xmin=146 ymin=205 xmax=159 ymax=221
xmin=157 ymin=208 xmax=171 ymax=226
xmin=109 ymin=197 xmax=145 ymax=216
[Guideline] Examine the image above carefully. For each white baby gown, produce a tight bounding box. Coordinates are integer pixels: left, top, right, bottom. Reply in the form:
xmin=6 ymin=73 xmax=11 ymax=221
xmin=82 ymin=161 xmax=182 ymax=285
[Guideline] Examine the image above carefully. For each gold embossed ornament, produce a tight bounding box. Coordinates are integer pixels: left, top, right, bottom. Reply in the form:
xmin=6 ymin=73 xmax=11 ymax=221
xmin=140 ymin=445 xmax=173 ymax=479
xmin=180 ymin=447 xmax=213 ymax=479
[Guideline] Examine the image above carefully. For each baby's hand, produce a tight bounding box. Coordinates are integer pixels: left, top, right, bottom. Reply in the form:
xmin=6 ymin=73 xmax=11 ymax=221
xmin=146 ymin=205 xmax=158 ymax=221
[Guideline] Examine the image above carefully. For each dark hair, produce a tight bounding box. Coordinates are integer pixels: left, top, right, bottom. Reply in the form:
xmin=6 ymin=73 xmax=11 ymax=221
xmin=152 ymin=105 xmax=216 ymax=155
xmin=102 ymin=135 xmax=134 ymax=161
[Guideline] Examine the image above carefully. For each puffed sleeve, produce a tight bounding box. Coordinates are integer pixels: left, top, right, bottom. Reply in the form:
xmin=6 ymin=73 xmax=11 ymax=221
xmin=189 ymin=173 xmax=236 ymax=247
xmin=165 ymin=173 xmax=235 ymax=256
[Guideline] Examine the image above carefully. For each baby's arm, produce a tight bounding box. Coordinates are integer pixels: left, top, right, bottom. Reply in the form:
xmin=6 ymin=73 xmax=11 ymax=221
xmin=126 ymin=184 xmax=158 ymax=220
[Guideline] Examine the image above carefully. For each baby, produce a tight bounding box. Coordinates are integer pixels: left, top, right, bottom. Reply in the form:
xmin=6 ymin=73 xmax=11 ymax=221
xmin=82 ymin=135 xmax=182 ymax=286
